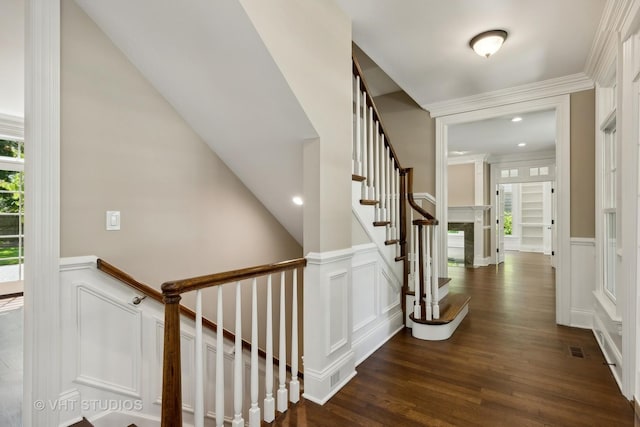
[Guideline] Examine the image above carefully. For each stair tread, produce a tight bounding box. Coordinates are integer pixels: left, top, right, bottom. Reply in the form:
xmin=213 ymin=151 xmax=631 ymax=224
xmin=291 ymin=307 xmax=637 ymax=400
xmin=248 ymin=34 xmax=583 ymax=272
xmin=395 ymin=256 xmax=406 ymax=262
xmin=352 ymin=174 xmax=366 ymax=182
xmin=373 ymin=221 xmax=391 ymax=227
xmin=360 ymin=199 xmax=378 ymax=206
xmin=384 ymin=239 xmax=399 ymax=245
xmin=406 ymin=277 xmax=451 ymax=295
xmin=409 ymin=293 xmax=470 ymax=325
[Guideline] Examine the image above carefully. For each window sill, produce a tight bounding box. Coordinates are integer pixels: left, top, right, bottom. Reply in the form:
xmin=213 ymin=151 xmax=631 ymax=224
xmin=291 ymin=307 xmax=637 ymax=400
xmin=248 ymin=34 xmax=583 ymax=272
xmin=593 ymin=290 xmax=621 ymax=323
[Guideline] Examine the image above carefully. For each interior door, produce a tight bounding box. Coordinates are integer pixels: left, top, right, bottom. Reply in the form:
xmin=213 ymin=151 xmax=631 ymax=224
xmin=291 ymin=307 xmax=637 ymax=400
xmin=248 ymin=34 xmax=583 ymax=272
xmin=496 ymin=185 xmax=505 ymax=264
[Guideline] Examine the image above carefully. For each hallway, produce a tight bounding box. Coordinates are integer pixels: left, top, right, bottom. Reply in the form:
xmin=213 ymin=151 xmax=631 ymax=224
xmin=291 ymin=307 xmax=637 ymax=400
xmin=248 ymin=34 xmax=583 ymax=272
xmin=270 ymin=252 xmax=634 ymax=426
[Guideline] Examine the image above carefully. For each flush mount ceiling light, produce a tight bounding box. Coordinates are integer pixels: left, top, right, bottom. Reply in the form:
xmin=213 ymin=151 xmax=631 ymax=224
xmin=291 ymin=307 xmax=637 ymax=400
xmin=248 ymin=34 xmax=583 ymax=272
xmin=511 ymin=116 xmax=523 ymax=122
xmin=292 ymin=196 xmax=303 ymax=206
xmin=469 ymin=30 xmax=508 ymax=58
xmin=518 ymin=142 xmax=527 ymax=147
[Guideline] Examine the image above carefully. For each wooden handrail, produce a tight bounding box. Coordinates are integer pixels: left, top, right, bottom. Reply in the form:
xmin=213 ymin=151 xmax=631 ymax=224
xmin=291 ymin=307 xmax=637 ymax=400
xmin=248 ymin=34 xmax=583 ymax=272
xmin=161 ymin=257 xmax=307 ymax=297
xmin=405 ymin=167 xmax=437 ymax=221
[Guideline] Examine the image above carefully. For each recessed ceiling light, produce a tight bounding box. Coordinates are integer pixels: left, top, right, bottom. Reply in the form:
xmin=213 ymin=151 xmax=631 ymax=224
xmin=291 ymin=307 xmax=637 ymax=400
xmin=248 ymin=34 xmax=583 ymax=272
xmin=511 ymin=117 xmax=523 ymax=122
xmin=292 ymin=196 xmax=303 ymax=206
xmin=517 ymin=143 xmax=527 ymax=147
xmin=449 ymin=150 xmax=469 ymax=156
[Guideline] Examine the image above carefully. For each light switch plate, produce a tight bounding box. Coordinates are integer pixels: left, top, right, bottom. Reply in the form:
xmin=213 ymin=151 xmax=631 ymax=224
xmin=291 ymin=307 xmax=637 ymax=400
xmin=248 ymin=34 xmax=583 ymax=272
xmin=106 ymin=211 xmax=120 ymax=231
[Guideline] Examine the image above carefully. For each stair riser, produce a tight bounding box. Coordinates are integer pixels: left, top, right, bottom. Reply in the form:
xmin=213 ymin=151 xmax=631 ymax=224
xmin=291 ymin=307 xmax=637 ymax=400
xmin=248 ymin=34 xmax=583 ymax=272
xmin=411 ymin=304 xmax=468 ymax=341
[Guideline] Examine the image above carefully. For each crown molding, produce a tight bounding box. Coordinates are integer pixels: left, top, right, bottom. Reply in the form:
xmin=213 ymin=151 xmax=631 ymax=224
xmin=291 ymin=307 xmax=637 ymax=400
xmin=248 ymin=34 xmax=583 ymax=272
xmin=585 ymin=0 xmax=635 ymax=81
xmin=424 ymin=73 xmax=593 ymax=118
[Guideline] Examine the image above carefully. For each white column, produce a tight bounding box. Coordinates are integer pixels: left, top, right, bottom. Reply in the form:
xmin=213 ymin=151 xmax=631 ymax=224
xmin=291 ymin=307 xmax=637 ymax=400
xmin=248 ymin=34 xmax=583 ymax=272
xmin=289 ymin=269 xmax=300 ymax=403
xmin=232 ymin=282 xmax=244 ymax=427
xmin=194 ymin=290 xmax=204 ymax=427
xmin=249 ymin=279 xmax=260 ymax=427
xmin=216 ymin=287 xmax=225 ymax=427
xmin=277 ymin=272 xmax=288 ymax=412
xmin=264 ymin=275 xmax=275 ymax=422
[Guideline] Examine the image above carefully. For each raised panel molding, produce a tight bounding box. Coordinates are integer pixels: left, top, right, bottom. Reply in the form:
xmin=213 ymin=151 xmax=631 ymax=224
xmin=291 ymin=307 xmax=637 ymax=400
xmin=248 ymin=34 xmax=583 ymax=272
xmin=352 ymin=261 xmax=377 ymax=333
xmin=327 ymin=270 xmax=349 ymax=355
xmin=75 ymin=285 xmax=142 ymax=398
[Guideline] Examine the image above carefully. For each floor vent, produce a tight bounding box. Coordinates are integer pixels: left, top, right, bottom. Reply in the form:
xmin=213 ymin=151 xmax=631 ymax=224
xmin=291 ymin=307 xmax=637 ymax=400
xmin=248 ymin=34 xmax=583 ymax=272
xmin=569 ymin=346 xmax=585 ymax=358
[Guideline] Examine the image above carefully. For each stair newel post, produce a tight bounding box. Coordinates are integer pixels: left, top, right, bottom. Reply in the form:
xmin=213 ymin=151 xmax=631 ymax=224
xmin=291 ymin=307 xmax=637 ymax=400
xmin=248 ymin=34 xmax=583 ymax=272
xmin=431 ymin=225 xmax=440 ymax=319
xmin=215 ymin=286 xmax=225 ymax=427
xmin=232 ymin=282 xmax=244 ymax=427
xmin=161 ymin=287 xmax=183 ymax=427
xmin=277 ymin=272 xmax=288 ymax=412
xmin=249 ymin=278 xmax=260 ymax=427
xmin=264 ymin=274 xmax=275 ymax=422
xmin=422 ymin=225 xmax=433 ymax=321
xmin=425 ymin=224 xmax=433 ymax=321
xmin=289 ymin=269 xmax=300 ymax=403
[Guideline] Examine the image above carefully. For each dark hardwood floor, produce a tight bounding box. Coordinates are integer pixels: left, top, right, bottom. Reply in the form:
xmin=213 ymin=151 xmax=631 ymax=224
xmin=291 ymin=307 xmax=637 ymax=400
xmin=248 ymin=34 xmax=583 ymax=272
xmin=268 ymin=252 xmax=635 ymax=426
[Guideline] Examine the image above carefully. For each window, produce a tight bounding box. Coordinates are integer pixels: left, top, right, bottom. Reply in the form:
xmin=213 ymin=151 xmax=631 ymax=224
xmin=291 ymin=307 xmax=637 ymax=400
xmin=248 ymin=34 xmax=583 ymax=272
xmin=0 ymin=139 xmax=24 ymax=282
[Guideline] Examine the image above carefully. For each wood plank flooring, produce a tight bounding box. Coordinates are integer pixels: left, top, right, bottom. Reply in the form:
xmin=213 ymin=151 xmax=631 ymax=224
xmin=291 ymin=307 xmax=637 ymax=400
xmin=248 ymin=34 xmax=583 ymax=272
xmin=268 ymin=252 xmax=634 ymax=426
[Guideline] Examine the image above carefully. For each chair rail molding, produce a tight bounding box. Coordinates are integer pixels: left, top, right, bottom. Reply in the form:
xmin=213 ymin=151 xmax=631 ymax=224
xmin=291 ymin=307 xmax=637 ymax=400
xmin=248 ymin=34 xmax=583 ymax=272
xmin=24 ymin=0 xmax=61 ymax=425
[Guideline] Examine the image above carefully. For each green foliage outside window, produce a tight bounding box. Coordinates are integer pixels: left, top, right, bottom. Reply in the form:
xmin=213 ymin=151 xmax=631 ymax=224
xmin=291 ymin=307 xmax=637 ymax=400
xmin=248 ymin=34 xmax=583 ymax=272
xmin=503 ymin=213 xmax=513 ymax=235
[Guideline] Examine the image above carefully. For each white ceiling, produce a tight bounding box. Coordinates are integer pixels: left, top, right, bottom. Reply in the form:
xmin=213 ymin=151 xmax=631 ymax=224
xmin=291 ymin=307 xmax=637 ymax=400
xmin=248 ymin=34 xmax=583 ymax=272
xmin=337 ymin=0 xmax=606 ymax=108
xmin=448 ymin=109 xmax=556 ymax=157
xmin=75 ymin=0 xmax=317 ymax=244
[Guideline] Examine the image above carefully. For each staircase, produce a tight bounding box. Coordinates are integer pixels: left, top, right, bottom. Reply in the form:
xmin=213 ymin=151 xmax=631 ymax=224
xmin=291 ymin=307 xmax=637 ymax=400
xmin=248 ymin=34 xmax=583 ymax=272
xmin=351 ymin=55 xmax=469 ymax=341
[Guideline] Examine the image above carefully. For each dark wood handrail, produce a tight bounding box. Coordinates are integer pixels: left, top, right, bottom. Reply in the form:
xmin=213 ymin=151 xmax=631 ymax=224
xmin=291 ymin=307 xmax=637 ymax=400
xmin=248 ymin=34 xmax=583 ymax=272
xmin=405 ymin=167 xmax=437 ymax=221
xmin=161 ymin=257 xmax=307 ymax=297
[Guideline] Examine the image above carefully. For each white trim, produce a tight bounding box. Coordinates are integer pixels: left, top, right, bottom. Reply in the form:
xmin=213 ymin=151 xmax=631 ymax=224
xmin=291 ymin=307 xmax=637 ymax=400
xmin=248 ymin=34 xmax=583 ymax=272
xmin=570 ymin=237 xmax=596 ymax=246
xmin=24 ymin=1 xmax=61 ymax=426
xmin=486 ymin=150 xmax=556 ymax=164
xmin=302 ymin=350 xmax=357 ymax=405
xmin=60 ymin=256 xmax=98 ymax=271
xmin=353 ymin=318 xmax=403 ymax=366
xmin=593 ymin=314 xmax=624 ymax=390
xmin=306 ymin=247 xmax=354 ymax=265
xmin=447 ymin=153 xmax=487 ymax=165
xmin=436 ymin=95 xmax=572 ymax=326
xmin=586 ymin=0 xmax=635 ymax=80
xmin=425 ymin=73 xmax=592 ymax=118
xmin=0 ymin=113 xmax=25 ymax=141
xmin=412 ymin=192 xmax=436 ymax=205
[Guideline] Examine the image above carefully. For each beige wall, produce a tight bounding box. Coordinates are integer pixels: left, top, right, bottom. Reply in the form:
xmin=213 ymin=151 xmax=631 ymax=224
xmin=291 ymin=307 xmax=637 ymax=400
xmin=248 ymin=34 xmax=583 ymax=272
xmin=60 ymin=0 xmax=301 ymax=288
xmin=373 ymin=91 xmax=436 ymax=198
xmin=570 ymin=90 xmax=596 ymax=238
xmin=448 ymin=163 xmax=475 ymax=206
xmin=239 ymin=0 xmax=352 ymax=254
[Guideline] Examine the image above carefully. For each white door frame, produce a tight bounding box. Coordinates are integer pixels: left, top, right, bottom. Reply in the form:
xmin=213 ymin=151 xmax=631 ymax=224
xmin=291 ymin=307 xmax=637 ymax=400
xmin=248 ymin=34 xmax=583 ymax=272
xmin=435 ymin=94 xmax=572 ymax=325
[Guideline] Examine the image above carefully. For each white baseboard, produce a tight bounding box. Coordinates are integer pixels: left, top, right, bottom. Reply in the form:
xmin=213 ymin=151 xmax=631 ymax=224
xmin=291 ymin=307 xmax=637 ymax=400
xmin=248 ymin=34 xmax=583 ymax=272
xmin=354 ymin=311 xmax=404 ymax=366
xmin=570 ymin=309 xmax=593 ymax=329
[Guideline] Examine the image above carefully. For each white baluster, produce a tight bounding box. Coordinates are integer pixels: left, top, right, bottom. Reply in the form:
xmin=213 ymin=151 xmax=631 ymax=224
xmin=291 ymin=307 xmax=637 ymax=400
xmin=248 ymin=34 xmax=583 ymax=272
xmin=249 ymin=279 xmax=260 ymax=427
xmin=232 ymin=282 xmax=244 ymax=427
xmin=395 ymin=167 xmax=401 ymax=246
xmin=368 ymin=106 xmax=375 ymax=199
xmin=361 ymin=91 xmax=368 ymax=200
xmin=355 ymin=76 xmax=362 ymax=176
xmin=380 ymin=135 xmax=387 ymax=222
xmin=374 ymin=122 xmax=381 ymax=221
xmin=195 ymin=290 xmax=204 ymax=427
xmin=386 ymin=148 xmax=392 ymax=239
xmin=390 ymin=166 xmax=396 ymax=239
xmin=216 ymin=286 xmax=225 ymax=427
xmin=277 ymin=272 xmax=288 ymax=412
xmin=413 ymin=224 xmax=420 ymax=292
xmin=264 ymin=275 xmax=275 ymax=422
xmin=432 ymin=226 xmax=440 ymax=319
xmin=289 ymin=269 xmax=300 ymax=403
xmin=413 ymin=226 xmax=421 ymax=319
xmin=424 ymin=226 xmax=432 ymax=321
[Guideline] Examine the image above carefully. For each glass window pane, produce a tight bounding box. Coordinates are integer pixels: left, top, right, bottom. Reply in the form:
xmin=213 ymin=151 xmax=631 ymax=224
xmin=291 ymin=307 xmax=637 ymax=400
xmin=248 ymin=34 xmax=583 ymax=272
xmin=510 ymin=169 xmax=518 ymax=177
xmin=501 ymin=169 xmax=509 ymax=178
xmin=539 ymin=167 xmax=549 ymax=176
xmin=530 ymin=168 xmax=539 ymax=176
xmin=0 ymin=139 xmax=21 ymax=159
xmin=0 ymin=215 xmax=20 ymax=236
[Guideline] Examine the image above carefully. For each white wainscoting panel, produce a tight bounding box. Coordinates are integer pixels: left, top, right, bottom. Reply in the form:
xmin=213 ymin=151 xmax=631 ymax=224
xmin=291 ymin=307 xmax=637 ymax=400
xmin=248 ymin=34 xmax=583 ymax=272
xmin=328 ymin=270 xmax=349 ymax=355
xmin=75 ymin=285 xmax=142 ymax=398
xmin=351 ymin=244 xmax=403 ymax=366
xmin=570 ymin=238 xmax=596 ymax=328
